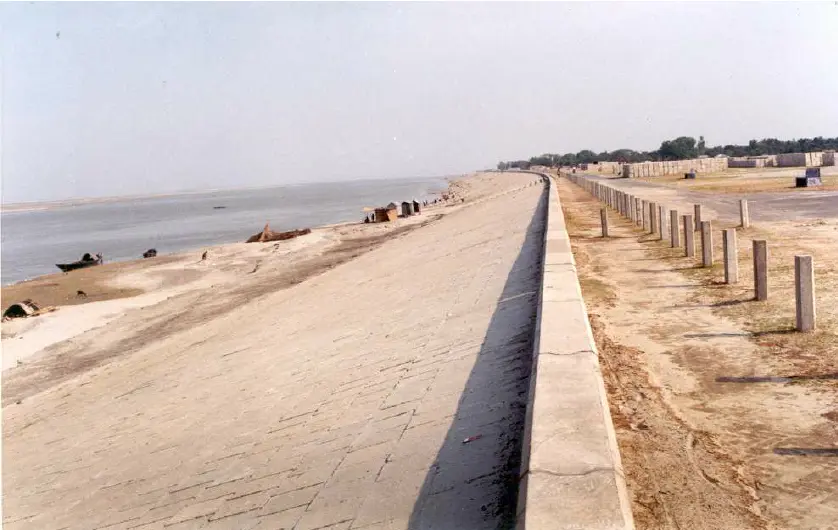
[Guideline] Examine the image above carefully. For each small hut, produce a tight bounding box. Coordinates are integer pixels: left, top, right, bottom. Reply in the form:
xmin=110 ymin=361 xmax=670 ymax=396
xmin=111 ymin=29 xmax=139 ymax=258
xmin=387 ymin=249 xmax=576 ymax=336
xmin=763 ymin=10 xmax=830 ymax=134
xmin=401 ymin=201 xmax=413 ymax=217
xmin=375 ymin=204 xmax=398 ymax=222
xmin=412 ymin=200 xmax=421 ymax=214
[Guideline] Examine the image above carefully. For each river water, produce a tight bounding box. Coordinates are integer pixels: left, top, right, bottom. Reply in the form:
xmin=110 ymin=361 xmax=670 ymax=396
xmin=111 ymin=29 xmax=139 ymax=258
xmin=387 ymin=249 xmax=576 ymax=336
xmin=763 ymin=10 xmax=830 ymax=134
xmin=1 ymin=177 xmax=447 ymax=285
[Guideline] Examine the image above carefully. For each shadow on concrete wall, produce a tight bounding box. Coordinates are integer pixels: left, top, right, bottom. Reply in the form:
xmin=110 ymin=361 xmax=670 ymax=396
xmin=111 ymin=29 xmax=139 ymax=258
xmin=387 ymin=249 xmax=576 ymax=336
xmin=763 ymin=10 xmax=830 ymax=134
xmin=407 ymin=187 xmax=546 ymax=530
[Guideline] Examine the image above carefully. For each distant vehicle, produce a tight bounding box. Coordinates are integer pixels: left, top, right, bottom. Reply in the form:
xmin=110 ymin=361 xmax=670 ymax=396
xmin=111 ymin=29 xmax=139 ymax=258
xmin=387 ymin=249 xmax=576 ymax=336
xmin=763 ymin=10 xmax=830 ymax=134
xmin=56 ymin=252 xmax=102 ymax=272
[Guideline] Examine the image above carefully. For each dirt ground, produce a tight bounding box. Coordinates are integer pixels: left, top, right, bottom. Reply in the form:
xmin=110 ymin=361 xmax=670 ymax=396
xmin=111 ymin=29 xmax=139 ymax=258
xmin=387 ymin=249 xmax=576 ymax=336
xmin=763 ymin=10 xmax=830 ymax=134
xmin=556 ymin=176 xmax=838 ymax=530
xmin=634 ymin=166 xmax=838 ymax=193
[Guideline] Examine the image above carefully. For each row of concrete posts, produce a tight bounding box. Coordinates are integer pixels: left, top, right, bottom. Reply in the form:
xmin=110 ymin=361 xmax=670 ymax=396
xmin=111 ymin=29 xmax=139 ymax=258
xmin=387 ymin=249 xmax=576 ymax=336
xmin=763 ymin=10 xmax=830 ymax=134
xmin=568 ymin=175 xmax=816 ymax=332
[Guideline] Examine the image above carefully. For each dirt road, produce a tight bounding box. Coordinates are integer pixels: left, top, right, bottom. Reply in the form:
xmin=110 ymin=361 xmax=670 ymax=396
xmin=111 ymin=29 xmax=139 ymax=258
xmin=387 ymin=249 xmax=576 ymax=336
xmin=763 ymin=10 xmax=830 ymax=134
xmin=585 ymin=174 xmax=838 ymax=221
xmin=558 ymin=177 xmax=838 ymax=530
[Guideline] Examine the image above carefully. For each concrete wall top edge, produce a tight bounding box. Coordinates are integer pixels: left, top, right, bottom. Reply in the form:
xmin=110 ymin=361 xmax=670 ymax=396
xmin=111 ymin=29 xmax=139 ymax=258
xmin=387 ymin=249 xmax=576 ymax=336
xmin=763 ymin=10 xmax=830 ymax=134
xmin=518 ymin=173 xmax=635 ymax=530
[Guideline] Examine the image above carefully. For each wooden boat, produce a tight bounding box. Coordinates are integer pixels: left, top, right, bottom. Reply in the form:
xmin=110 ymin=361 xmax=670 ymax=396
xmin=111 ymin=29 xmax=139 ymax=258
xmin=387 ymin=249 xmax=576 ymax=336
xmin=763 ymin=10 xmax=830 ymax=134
xmin=56 ymin=253 xmax=103 ymax=272
xmin=245 ymin=223 xmax=311 ymax=243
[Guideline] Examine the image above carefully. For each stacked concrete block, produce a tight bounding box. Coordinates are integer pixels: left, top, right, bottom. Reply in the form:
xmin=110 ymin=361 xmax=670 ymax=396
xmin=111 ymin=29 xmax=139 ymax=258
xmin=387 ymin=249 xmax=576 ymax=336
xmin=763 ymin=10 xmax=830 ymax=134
xmin=728 ymin=158 xmax=758 ymax=168
xmin=622 ymin=157 xmax=728 ymax=178
xmin=806 ymin=152 xmax=823 ymax=167
xmin=776 ymin=153 xmax=807 ymax=167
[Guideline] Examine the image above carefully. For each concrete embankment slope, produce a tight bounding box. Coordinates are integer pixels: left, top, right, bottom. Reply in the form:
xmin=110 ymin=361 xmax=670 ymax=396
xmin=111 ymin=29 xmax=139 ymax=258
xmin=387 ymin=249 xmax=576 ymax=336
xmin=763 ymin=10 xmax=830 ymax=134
xmin=3 ymin=172 xmax=544 ymax=530
xmin=517 ymin=173 xmax=635 ymax=529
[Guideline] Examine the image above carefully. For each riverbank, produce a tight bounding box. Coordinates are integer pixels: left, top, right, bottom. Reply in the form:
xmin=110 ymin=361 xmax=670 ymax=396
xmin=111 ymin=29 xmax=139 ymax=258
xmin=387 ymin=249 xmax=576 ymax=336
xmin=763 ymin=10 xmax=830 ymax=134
xmin=0 ymin=171 xmax=510 ymax=374
xmin=3 ymin=170 xmax=545 ymax=530
xmin=1 ymin=210 xmax=420 ymax=373
xmin=1 ymin=176 xmax=449 ymax=285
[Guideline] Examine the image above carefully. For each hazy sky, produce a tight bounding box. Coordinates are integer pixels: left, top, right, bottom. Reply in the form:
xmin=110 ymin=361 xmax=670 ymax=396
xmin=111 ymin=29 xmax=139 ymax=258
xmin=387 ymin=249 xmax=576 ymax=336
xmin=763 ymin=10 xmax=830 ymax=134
xmin=2 ymin=2 xmax=837 ymax=203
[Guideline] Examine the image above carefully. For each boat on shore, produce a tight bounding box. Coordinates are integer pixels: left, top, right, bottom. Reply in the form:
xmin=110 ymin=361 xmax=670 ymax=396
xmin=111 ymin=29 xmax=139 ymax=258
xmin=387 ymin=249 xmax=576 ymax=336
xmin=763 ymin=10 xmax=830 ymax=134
xmin=56 ymin=253 xmax=103 ymax=272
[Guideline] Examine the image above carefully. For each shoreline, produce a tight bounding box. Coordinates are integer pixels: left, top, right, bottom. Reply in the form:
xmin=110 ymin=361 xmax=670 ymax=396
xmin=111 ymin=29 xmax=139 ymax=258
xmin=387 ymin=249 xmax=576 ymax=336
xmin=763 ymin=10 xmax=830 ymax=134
xmin=0 ymin=175 xmax=472 ymax=371
xmin=1 ymin=177 xmax=450 ymax=286
xmin=0 ymin=170 xmax=511 ymax=375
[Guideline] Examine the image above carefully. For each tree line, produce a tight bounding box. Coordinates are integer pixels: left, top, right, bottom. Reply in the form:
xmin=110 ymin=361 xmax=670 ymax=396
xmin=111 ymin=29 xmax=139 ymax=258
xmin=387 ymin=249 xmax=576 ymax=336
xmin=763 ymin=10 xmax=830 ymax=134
xmin=497 ymin=135 xmax=838 ymax=170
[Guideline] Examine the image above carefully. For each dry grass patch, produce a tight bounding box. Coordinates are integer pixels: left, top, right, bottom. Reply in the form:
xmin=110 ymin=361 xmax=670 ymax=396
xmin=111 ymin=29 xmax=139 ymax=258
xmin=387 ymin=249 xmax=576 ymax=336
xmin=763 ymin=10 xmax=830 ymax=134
xmin=635 ymin=167 xmax=838 ymax=193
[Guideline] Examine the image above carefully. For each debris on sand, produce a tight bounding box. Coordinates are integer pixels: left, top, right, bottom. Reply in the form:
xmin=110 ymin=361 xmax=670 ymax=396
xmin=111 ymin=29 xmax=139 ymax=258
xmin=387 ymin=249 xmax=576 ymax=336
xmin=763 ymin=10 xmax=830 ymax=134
xmin=246 ymin=223 xmax=312 ymax=243
xmin=3 ymin=299 xmax=57 ymax=320
xmin=143 ymin=249 xmax=157 ymax=258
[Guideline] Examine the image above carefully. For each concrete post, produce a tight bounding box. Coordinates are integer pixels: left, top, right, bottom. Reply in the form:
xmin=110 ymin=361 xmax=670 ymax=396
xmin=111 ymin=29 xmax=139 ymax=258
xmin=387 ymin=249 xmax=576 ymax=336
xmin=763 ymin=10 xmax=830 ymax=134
xmin=658 ymin=205 xmax=666 ymax=241
xmin=694 ymin=204 xmax=702 ymax=231
xmin=740 ymin=199 xmax=750 ymax=229
xmin=649 ymin=202 xmax=658 ymax=235
xmin=683 ymin=215 xmax=695 ymax=257
xmin=794 ymin=255 xmax=816 ymax=331
xmin=635 ymin=198 xmax=642 ymax=226
xmin=601 ymin=208 xmax=609 ymax=238
xmin=628 ymin=195 xmax=635 ymax=222
xmin=723 ymin=228 xmax=738 ymax=283
xmin=753 ymin=240 xmax=768 ymax=301
xmin=670 ymin=210 xmax=680 ymax=248
xmin=700 ymin=220 xmax=713 ymax=267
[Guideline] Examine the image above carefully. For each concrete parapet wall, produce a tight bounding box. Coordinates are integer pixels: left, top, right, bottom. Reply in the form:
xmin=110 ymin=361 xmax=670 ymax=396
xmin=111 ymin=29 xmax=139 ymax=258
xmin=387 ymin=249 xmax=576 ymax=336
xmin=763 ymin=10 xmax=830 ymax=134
xmin=516 ymin=172 xmax=635 ymax=529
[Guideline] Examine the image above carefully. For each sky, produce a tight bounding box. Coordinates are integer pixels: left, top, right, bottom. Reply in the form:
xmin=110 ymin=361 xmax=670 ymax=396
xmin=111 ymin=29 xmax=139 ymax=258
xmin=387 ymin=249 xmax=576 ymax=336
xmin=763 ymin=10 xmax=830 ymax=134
xmin=2 ymin=2 xmax=837 ymax=203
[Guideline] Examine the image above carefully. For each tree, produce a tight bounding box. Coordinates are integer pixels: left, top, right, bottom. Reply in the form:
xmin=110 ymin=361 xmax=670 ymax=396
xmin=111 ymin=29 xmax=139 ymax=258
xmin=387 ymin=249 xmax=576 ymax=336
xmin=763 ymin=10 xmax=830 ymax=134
xmin=558 ymin=153 xmax=577 ymax=166
xmin=497 ymin=135 xmax=838 ymax=171
xmin=576 ymin=150 xmax=598 ymax=164
xmin=658 ymin=136 xmax=698 ymax=160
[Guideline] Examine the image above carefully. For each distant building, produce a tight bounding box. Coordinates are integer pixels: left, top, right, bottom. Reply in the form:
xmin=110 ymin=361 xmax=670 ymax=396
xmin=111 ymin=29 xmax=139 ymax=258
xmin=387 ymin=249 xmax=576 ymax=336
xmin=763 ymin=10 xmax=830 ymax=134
xmin=412 ymin=200 xmax=421 ymax=214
